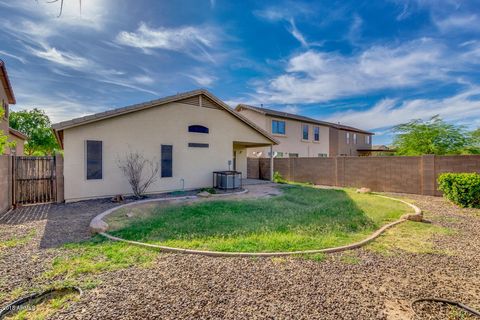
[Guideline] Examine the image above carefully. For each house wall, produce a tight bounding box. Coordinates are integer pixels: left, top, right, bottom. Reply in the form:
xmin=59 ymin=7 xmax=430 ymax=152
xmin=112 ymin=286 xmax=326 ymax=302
xmin=252 ymin=155 xmax=480 ymax=196
xmin=62 ymin=101 xmax=272 ymax=201
xmin=237 ymin=109 xmax=373 ymax=157
xmin=5 ymin=134 xmax=24 ymax=155
xmin=237 ymin=111 xmax=330 ymax=158
xmin=335 ymin=129 xmax=372 ymax=156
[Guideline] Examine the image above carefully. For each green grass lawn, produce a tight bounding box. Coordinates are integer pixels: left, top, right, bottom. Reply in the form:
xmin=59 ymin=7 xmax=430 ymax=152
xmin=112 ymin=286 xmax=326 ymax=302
xmin=106 ymin=185 xmax=411 ymax=252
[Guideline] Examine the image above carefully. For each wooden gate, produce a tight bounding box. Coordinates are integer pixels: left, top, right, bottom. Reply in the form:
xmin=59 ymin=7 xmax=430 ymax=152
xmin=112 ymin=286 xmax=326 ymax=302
xmin=13 ymin=156 xmax=56 ymax=205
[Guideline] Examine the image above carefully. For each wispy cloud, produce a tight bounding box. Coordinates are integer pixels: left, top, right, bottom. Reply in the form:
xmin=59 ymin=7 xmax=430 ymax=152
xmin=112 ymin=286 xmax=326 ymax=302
xmin=324 ymin=87 xmax=480 ymax=130
xmin=279 ymin=105 xmax=300 ymax=114
xmin=29 ymin=46 xmax=91 ymax=70
xmin=287 ymin=19 xmax=309 ymax=47
xmin=434 ymin=14 xmax=480 ymax=32
xmin=0 ymin=50 xmax=26 ymax=64
xmin=188 ymin=74 xmax=216 ymax=87
xmin=0 ymin=0 xmax=112 ymax=30
xmin=116 ymin=22 xmax=219 ymax=63
xmin=132 ymin=75 xmax=155 ymax=85
xmin=255 ymin=38 xmax=464 ymax=104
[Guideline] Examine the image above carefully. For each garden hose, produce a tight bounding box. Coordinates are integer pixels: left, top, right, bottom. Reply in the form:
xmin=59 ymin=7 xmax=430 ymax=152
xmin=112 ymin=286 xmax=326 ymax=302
xmin=0 ymin=286 xmax=82 ymax=319
xmin=411 ymin=298 xmax=480 ymax=318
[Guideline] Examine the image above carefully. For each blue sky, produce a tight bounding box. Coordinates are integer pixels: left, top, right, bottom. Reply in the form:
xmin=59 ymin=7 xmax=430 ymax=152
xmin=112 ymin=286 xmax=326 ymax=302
xmin=1 ymin=0 xmax=480 ymax=144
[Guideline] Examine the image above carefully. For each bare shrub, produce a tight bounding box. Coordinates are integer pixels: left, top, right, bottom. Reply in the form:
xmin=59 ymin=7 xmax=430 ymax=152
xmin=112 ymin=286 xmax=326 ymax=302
xmin=117 ymin=152 xmax=159 ymax=199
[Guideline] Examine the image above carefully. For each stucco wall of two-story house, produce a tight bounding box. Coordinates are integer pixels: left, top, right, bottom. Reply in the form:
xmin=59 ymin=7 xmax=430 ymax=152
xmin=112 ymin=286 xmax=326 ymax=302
xmin=330 ymin=128 xmax=372 ymax=156
xmin=238 ymin=109 xmax=330 ymax=158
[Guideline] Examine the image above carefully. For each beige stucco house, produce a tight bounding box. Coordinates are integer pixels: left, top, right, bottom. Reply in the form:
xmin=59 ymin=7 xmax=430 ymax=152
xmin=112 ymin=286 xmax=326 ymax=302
xmin=235 ymin=104 xmax=373 ymax=158
xmin=0 ymin=60 xmax=27 ymax=155
xmin=52 ymin=90 xmax=277 ymax=202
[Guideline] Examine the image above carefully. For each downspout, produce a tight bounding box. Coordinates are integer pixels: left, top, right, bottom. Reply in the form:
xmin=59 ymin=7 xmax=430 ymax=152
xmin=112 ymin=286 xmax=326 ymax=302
xmin=270 ymin=144 xmax=274 ymax=182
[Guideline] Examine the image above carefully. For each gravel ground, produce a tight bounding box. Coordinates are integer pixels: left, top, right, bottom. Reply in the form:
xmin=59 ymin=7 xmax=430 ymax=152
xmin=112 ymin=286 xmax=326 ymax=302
xmin=0 ymin=191 xmax=479 ymax=319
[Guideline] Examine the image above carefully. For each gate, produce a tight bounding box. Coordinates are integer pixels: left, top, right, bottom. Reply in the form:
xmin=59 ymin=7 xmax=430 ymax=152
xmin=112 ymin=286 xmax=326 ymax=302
xmin=13 ymin=156 xmax=56 ymax=205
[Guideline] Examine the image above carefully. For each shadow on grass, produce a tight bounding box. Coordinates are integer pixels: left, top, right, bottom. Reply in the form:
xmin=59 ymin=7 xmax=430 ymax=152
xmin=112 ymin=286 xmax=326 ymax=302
xmin=107 ymin=186 xmax=408 ymax=252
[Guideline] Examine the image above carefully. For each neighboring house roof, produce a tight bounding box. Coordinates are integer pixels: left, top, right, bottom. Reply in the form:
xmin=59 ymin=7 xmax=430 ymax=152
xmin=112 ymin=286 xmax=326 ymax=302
xmin=235 ymin=104 xmax=374 ymax=135
xmin=0 ymin=59 xmax=16 ymax=104
xmin=9 ymin=127 xmax=28 ymax=140
xmin=52 ymin=89 xmax=279 ymax=148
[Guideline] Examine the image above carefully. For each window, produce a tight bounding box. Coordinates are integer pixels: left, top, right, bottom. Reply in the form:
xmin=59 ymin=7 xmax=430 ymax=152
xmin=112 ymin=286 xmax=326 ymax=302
xmin=272 ymin=120 xmax=286 ymax=135
xmin=346 ymin=132 xmax=350 ymax=144
xmin=188 ymin=143 xmax=209 ymax=148
xmin=275 ymin=152 xmax=284 ymax=158
xmin=188 ymin=125 xmax=209 ymax=134
xmin=86 ymin=140 xmax=102 ymax=180
xmin=314 ymin=126 xmax=320 ymax=141
xmin=161 ymin=145 xmax=173 ymax=177
xmin=365 ymin=135 xmax=371 ymax=144
xmin=318 ymin=153 xmax=328 ymax=157
xmin=302 ymin=124 xmax=309 ymax=140
xmin=353 ymin=133 xmax=357 ymax=144
xmin=289 ymin=153 xmax=299 ymax=158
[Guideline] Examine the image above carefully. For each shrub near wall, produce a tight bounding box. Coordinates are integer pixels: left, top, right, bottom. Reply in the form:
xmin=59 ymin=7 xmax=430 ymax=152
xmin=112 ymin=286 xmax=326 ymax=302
xmin=438 ymin=173 xmax=480 ymax=208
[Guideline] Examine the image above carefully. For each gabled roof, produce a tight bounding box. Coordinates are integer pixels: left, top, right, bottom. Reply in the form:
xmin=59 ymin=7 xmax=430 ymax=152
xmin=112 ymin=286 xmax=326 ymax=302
xmin=235 ymin=104 xmax=374 ymax=135
xmin=52 ymin=89 xmax=278 ymax=147
xmin=0 ymin=60 xmax=16 ymax=104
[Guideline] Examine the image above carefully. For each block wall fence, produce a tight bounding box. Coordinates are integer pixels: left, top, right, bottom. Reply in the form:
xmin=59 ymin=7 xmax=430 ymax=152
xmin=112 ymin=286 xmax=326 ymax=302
xmin=248 ymin=155 xmax=480 ymax=196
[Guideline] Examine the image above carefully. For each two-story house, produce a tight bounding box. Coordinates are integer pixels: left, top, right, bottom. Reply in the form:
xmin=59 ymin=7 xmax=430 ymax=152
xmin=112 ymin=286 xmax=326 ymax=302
xmin=0 ymin=60 xmax=27 ymax=155
xmin=235 ymin=104 xmax=373 ymax=157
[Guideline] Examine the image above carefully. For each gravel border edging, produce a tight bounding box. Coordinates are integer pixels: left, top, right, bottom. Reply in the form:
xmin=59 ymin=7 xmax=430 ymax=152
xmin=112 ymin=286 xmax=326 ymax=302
xmin=92 ymin=193 xmax=422 ymax=257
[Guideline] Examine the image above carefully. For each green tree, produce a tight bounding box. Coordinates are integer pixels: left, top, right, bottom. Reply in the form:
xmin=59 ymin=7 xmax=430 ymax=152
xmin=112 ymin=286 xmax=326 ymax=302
xmin=0 ymin=108 xmax=9 ymax=154
xmin=464 ymin=128 xmax=480 ymax=154
xmin=393 ymin=115 xmax=469 ymax=155
xmin=9 ymin=108 xmax=59 ymax=155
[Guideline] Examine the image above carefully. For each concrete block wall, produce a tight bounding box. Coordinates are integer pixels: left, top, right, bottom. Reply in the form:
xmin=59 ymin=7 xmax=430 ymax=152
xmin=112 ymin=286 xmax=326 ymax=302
xmin=0 ymin=155 xmax=12 ymax=213
xmin=249 ymin=155 xmax=480 ymax=196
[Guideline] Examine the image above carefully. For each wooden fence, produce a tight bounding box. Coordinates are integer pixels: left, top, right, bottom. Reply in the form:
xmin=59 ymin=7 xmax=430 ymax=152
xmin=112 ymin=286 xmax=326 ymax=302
xmin=248 ymin=155 xmax=480 ymax=196
xmin=13 ymin=156 xmax=56 ymax=205
xmin=0 ymin=155 xmax=64 ymax=213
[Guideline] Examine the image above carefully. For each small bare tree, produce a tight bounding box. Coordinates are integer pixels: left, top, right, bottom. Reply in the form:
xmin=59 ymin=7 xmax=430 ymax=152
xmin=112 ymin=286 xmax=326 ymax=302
xmin=117 ymin=152 xmax=159 ymax=199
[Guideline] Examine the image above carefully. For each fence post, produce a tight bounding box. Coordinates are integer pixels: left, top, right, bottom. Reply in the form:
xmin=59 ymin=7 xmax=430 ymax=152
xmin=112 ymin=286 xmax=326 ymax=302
xmin=55 ymin=153 xmax=65 ymax=203
xmin=421 ymin=154 xmax=436 ymax=196
xmin=335 ymin=157 xmax=345 ymax=187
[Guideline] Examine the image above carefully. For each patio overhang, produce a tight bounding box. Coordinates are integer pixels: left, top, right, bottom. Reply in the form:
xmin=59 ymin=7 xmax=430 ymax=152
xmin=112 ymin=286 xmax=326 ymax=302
xmin=233 ymin=140 xmax=275 ymax=148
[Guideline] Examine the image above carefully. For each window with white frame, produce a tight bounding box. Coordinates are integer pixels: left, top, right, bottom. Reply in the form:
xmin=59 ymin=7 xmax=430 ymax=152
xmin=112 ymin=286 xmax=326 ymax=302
xmin=302 ymin=124 xmax=309 ymax=140
xmin=353 ymin=133 xmax=357 ymax=144
xmin=272 ymin=120 xmax=286 ymax=135
xmin=314 ymin=126 xmax=320 ymax=141
xmin=346 ymin=132 xmax=350 ymax=144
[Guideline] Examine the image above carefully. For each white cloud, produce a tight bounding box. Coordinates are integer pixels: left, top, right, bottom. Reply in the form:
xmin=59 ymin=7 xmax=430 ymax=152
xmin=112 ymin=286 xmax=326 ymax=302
xmin=255 ymin=38 xmax=458 ymax=104
xmin=434 ymin=14 xmax=480 ymax=32
xmin=280 ymin=105 xmax=300 ymax=114
xmin=116 ymin=22 xmax=219 ymax=63
xmin=287 ymin=19 xmax=308 ymax=47
xmin=133 ymin=75 xmax=155 ymax=85
xmin=188 ymin=74 xmax=216 ymax=87
xmin=0 ymin=50 xmax=26 ymax=64
xmin=0 ymin=0 xmax=111 ymax=30
xmin=324 ymin=87 xmax=480 ymax=130
xmin=29 ymin=46 xmax=91 ymax=70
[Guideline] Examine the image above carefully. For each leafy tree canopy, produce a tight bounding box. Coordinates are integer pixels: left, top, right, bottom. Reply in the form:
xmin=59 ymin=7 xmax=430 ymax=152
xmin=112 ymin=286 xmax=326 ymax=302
xmin=392 ymin=115 xmax=474 ymax=155
xmin=0 ymin=108 xmax=9 ymax=154
xmin=9 ymin=108 xmax=59 ymax=155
